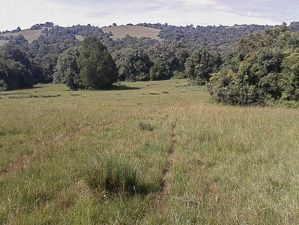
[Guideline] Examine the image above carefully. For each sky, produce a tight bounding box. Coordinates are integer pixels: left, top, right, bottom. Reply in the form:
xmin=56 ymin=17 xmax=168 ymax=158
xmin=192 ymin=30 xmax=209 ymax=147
xmin=0 ymin=0 xmax=298 ymax=31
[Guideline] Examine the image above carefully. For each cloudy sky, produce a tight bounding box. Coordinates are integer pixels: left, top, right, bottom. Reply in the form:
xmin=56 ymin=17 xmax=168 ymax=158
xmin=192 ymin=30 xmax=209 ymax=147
xmin=0 ymin=0 xmax=298 ymax=31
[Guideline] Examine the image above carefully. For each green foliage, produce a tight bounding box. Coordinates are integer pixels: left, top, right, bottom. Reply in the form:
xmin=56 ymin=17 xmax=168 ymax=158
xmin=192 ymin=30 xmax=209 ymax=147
xmin=0 ymin=45 xmax=33 ymax=91
xmin=86 ymin=156 xmax=146 ymax=195
xmin=281 ymin=52 xmax=299 ymax=100
xmin=148 ymin=42 xmax=189 ymax=80
xmin=186 ymin=49 xmax=222 ymax=85
xmin=209 ymin=27 xmax=299 ymax=105
xmin=117 ymin=48 xmax=152 ymax=81
xmin=54 ymin=47 xmax=81 ymax=90
xmin=77 ymin=36 xmax=118 ymax=89
xmin=150 ymin=62 xmax=172 ymax=81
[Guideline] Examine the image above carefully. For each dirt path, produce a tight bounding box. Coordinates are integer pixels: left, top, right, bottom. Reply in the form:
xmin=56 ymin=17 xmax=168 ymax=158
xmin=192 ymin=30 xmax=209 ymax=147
xmin=160 ymin=121 xmax=177 ymax=195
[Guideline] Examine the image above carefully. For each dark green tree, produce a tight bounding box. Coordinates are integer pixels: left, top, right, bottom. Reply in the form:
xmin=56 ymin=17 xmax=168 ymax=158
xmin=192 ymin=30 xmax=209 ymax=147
xmin=150 ymin=62 xmax=172 ymax=81
xmin=209 ymin=27 xmax=299 ymax=105
xmin=0 ymin=46 xmax=33 ymax=91
xmin=118 ymin=48 xmax=152 ymax=81
xmin=281 ymin=52 xmax=299 ymax=100
xmin=54 ymin=47 xmax=80 ymax=90
xmin=77 ymin=36 xmax=118 ymax=89
xmin=185 ymin=49 xmax=222 ymax=85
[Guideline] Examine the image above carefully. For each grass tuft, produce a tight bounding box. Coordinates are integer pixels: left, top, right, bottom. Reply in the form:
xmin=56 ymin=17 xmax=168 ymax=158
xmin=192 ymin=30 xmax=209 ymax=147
xmin=138 ymin=121 xmax=155 ymax=132
xmin=86 ymin=156 xmax=149 ymax=195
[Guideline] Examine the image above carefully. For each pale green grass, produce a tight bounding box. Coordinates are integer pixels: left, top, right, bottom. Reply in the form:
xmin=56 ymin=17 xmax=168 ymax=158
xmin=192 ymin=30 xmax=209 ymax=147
xmin=0 ymin=29 xmax=43 ymax=44
xmin=102 ymin=25 xmax=161 ymax=40
xmin=0 ymin=80 xmax=298 ymax=224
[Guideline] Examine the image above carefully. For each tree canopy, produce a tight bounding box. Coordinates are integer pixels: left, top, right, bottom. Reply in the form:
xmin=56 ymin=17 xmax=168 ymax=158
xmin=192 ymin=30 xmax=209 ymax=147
xmin=0 ymin=45 xmax=33 ymax=90
xmin=209 ymin=27 xmax=299 ymax=105
xmin=77 ymin=36 xmax=118 ymax=89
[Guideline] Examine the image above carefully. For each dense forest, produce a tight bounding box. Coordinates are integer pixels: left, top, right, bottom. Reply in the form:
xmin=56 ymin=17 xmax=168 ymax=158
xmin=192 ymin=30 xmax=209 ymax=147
xmin=0 ymin=22 xmax=299 ymax=105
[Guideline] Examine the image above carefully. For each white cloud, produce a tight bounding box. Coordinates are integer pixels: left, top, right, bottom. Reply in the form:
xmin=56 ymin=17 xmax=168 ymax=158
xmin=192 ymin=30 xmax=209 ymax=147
xmin=0 ymin=0 xmax=285 ymax=31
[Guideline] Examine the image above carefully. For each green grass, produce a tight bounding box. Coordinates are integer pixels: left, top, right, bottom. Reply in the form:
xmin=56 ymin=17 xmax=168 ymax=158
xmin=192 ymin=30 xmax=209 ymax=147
xmin=0 ymin=80 xmax=298 ymax=224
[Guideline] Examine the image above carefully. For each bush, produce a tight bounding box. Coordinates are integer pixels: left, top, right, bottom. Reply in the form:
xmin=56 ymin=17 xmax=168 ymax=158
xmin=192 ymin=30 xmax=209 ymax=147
xmin=138 ymin=121 xmax=155 ymax=132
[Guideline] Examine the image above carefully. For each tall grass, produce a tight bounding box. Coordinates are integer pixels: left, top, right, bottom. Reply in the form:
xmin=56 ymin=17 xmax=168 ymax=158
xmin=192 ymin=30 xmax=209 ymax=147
xmin=0 ymin=80 xmax=298 ymax=224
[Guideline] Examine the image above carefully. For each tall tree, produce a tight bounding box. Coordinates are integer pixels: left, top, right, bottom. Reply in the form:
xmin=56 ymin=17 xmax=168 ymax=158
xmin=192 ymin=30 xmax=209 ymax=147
xmin=0 ymin=45 xmax=33 ymax=91
xmin=54 ymin=47 xmax=80 ymax=90
xmin=185 ymin=49 xmax=222 ymax=85
xmin=118 ymin=48 xmax=152 ymax=81
xmin=77 ymin=36 xmax=118 ymax=89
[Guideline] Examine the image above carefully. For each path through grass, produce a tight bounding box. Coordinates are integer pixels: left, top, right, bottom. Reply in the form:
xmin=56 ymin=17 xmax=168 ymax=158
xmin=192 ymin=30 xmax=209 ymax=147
xmin=0 ymin=80 xmax=298 ymax=224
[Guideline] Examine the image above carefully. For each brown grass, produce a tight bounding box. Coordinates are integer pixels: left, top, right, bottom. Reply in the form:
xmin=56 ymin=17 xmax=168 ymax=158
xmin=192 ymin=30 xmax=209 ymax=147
xmin=0 ymin=29 xmax=43 ymax=44
xmin=102 ymin=25 xmax=161 ymax=40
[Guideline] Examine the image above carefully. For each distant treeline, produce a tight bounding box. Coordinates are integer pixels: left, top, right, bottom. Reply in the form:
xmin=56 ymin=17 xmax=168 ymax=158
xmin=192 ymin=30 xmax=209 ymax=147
xmin=0 ymin=22 xmax=299 ymax=105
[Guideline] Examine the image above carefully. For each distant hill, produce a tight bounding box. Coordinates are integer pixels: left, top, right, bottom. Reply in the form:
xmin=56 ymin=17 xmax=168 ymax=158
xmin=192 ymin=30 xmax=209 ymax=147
xmin=102 ymin=25 xmax=161 ymax=40
xmin=0 ymin=29 xmax=43 ymax=44
xmin=0 ymin=40 xmax=9 ymax=47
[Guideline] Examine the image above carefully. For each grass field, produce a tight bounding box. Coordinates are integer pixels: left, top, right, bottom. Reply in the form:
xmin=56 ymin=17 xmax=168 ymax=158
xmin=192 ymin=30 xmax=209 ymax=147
xmin=0 ymin=80 xmax=298 ymax=224
xmin=102 ymin=25 xmax=161 ymax=40
xmin=0 ymin=29 xmax=43 ymax=44
xmin=0 ymin=40 xmax=9 ymax=47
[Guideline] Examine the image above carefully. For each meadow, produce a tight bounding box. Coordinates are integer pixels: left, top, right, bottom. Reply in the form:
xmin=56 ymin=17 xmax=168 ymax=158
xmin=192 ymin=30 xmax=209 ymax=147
xmin=102 ymin=25 xmax=161 ymax=40
xmin=0 ymin=29 xmax=43 ymax=44
xmin=0 ymin=79 xmax=298 ymax=224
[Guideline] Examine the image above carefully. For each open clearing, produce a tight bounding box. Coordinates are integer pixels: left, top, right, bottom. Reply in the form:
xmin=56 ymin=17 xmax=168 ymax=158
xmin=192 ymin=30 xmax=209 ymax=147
xmin=0 ymin=80 xmax=298 ymax=224
xmin=0 ymin=29 xmax=43 ymax=44
xmin=0 ymin=40 xmax=9 ymax=47
xmin=102 ymin=25 xmax=161 ymax=40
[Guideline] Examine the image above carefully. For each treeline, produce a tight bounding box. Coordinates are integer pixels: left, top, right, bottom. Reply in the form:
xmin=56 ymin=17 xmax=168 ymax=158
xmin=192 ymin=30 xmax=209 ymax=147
xmin=0 ymin=23 xmax=299 ymax=105
xmin=138 ymin=23 xmax=271 ymax=50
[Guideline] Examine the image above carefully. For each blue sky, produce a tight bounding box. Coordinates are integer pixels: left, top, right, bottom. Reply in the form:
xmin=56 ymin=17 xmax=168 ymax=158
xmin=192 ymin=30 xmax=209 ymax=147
xmin=0 ymin=0 xmax=298 ymax=31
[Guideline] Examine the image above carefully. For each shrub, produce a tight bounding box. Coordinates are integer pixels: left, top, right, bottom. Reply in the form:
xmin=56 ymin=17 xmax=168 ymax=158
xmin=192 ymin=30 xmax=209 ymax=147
xmin=86 ymin=156 xmax=145 ymax=195
xmin=138 ymin=121 xmax=155 ymax=132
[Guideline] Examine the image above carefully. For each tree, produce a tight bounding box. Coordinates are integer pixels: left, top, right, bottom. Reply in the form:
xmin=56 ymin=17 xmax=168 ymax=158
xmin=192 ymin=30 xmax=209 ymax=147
xmin=53 ymin=47 xmax=80 ymax=90
xmin=118 ymin=48 xmax=152 ymax=81
xmin=185 ymin=49 xmax=222 ymax=85
xmin=209 ymin=27 xmax=299 ymax=105
xmin=147 ymin=42 xmax=178 ymax=80
xmin=0 ymin=46 xmax=33 ymax=91
xmin=281 ymin=52 xmax=299 ymax=100
xmin=77 ymin=36 xmax=118 ymax=89
xmin=150 ymin=62 xmax=171 ymax=80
